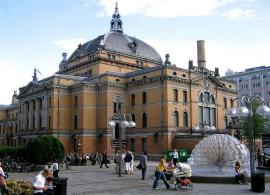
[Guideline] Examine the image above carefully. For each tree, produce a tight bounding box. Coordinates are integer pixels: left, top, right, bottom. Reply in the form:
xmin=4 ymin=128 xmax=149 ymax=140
xmin=26 ymin=136 xmax=65 ymax=165
xmin=241 ymin=99 xmax=270 ymax=139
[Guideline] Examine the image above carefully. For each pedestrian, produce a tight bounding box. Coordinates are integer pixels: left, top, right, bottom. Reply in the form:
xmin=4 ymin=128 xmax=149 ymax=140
xmin=0 ymin=162 xmax=7 ymax=179
xmin=235 ymin=161 xmax=248 ymax=184
xmin=152 ymin=154 xmax=171 ymax=190
xmin=130 ymin=152 xmax=134 ymax=175
xmin=0 ymin=173 xmax=10 ymax=194
xmin=139 ymin=151 xmax=147 ymax=180
xmin=52 ymin=158 xmax=59 ymax=178
xmin=100 ymin=150 xmax=109 ymax=168
xmin=257 ymin=149 xmax=263 ymax=167
xmin=124 ymin=151 xmax=133 ymax=175
xmin=171 ymin=148 xmax=179 ymax=166
xmin=32 ymin=168 xmax=53 ymax=195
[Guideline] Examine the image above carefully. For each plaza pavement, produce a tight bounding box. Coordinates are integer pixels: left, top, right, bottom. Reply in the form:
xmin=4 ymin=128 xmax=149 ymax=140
xmin=8 ymin=161 xmax=270 ymax=195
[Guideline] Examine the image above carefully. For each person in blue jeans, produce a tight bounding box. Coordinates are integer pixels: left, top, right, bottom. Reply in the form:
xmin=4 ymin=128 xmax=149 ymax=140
xmin=140 ymin=151 xmax=147 ymax=180
xmin=152 ymin=154 xmax=170 ymax=190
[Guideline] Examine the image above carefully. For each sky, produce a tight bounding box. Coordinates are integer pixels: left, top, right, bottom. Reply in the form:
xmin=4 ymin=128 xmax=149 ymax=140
xmin=0 ymin=0 xmax=269 ymax=104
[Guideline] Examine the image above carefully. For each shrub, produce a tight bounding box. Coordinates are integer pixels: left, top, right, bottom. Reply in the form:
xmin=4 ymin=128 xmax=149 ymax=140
xmin=26 ymin=136 xmax=65 ymax=165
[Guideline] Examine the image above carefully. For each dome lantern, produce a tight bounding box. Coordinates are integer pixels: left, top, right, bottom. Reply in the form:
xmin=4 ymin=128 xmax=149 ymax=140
xmin=110 ymin=2 xmax=123 ymax=33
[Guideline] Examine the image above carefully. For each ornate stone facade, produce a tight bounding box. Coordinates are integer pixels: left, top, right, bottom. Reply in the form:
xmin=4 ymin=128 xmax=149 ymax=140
xmin=0 ymin=4 xmax=237 ymax=157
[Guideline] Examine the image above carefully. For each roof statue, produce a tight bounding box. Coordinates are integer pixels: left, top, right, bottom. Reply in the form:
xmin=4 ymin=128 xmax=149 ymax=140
xmin=110 ymin=2 xmax=123 ymax=33
xmin=32 ymin=68 xmax=38 ymax=81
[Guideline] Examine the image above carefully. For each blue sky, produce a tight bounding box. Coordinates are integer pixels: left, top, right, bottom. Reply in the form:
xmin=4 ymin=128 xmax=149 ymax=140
xmin=0 ymin=0 xmax=269 ymax=104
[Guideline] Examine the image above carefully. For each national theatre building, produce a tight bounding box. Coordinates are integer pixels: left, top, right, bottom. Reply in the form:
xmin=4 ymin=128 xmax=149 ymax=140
xmin=0 ymin=4 xmax=237 ymax=157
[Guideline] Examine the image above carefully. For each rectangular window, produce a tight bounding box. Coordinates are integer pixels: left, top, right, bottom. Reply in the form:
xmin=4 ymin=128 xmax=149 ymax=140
xmin=183 ymin=90 xmax=187 ymax=104
xmin=131 ymin=94 xmax=135 ymax=106
xmin=74 ymin=96 xmax=78 ymax=107
xmin=130 ymin=138 xmax=135 ymax=152
xmin=142 ymin=138 xmax=147 ymax=152
xmin=173 ymin=89 xmax=178 ymax=102
xmin=142 ymin=92 xmax=147 ymax=104
xmin=199 ymin=106 xmax=203 ymax=122
xmin=49 ymin=97 xmax=52 ymax=107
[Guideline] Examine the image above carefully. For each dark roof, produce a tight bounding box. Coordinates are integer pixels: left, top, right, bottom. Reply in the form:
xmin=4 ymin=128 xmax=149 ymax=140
xmin=69 ymin=32 xmax=162 ymax=63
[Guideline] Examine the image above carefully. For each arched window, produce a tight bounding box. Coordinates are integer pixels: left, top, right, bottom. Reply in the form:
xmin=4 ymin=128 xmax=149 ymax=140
xmin=210 ymin=95 xmax=215 ymax=104
xmin=131 ymin=114 xmax=136 ymax=123
xmin=74 ymin=115 xmax=78 ymax=129
xmin=224 ymin=97 xmax=227 ymax=109
xmin=230 ymin=99 xmax=233 ymax=108
xmin=142 ymin=113 xmax=147 ymax=128
xmin=173 ymin=111 xmax=179 ymax=127
xmin=183 ymin=112 xmax=188 ymax=128
xmin=224 ymin=116 xmax=228 ymax=129
xmin=198 ymin=91 xmax=216 ymax=127
xmin=199 ymin=93 xmax=203 ymax=103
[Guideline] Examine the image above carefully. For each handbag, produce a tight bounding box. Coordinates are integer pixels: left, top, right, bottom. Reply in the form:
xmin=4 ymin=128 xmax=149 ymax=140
xmin=136 ymin=163 xmax=142 ymax=170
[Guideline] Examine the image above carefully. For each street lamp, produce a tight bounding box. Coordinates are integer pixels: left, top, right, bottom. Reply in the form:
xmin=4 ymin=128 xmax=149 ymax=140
xmin=108 ymin=113 xmax=136 ymax=177
xmin=227 ymin=95 xmax=270 ymax=192
xmin=194 ymin=121 xmax=216 ymax=136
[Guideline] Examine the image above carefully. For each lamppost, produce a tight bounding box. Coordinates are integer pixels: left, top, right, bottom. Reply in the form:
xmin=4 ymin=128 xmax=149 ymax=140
xmin=194 ymin=121 xmax=216 ymax=136
xmin=227 ymin=95 xmax=270 ymax=192
xmin=108 ymin=113 xmax=136 ymax=177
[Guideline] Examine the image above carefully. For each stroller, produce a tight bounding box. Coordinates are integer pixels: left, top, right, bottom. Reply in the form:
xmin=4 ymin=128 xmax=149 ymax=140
xmin=165 ymin=162 xmax=193 ymax=190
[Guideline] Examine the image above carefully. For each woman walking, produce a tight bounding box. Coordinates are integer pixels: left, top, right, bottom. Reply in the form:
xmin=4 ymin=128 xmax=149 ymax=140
xmin=152 ymin=154 xmax=170 ymax=190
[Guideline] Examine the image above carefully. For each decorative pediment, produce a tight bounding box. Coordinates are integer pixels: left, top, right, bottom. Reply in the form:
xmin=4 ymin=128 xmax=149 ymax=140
xmin=193 ymin=74 xmax=226 ymax=89
xmin=18 ymin=81 xmax=45 ymax=98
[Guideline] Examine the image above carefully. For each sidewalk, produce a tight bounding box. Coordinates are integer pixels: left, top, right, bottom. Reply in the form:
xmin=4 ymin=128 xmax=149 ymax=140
xmin=9 ymin=162 xmax=270 ymax=195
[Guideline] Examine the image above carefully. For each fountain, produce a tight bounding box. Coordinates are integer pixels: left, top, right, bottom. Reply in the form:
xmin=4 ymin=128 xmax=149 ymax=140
xmin=188 ymin=134 xmax=250 ymax=176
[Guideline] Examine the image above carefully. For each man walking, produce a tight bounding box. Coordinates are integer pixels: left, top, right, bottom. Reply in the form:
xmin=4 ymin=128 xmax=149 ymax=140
xmin=140 ymin=151 xmax=147 ymax=180
xmin=172 ymin=148 xmax=179 ymax=166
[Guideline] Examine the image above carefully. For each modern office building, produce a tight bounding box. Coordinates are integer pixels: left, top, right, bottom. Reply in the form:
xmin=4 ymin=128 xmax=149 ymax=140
xmin=223 ymin=66 xmax=270 ymax=107
xmin=223 ymin=66 xmax=270 ymax=153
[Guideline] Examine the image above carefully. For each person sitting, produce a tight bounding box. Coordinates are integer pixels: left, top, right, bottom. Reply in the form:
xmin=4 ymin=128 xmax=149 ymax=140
xmin=0 ymin=173 xmax=11 ymax=195
xmin=235 ymin=161 xmax=248 ymax=184
xmin=32 ymin=168 xmax=53 ymax=195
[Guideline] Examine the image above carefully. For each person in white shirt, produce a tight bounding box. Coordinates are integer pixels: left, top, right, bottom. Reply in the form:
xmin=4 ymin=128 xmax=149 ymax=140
xmin=172 ymin=148 xmax=179 ymax=166
xmin=0 ymin=162 xmax=6 ymax=179
xmin=130 ymin=152 xmax=134 ymax=175
xmin=32 ymin=168 xmax=51 ymax=195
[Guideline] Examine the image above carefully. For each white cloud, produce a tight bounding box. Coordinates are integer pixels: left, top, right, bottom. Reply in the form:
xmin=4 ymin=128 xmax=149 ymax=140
xmin=222 ymin=8 xmax=258 ymax=20
xmin=0 ymin=59 xmax=33 ymax=104
xmin=53 ymin=38 xmax=88 ymax=55
xmin=145 ymin=39 xmax=270 ymax=76
xmin=93 ymin=0 xmax=238 ymax=17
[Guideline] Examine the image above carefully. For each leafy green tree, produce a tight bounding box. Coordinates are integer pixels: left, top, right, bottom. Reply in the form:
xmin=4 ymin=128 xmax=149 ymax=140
xmin=26 ymin=136 xmax=65 ymax=165
xmin=241 ymin=99 xmax=270 ymax=139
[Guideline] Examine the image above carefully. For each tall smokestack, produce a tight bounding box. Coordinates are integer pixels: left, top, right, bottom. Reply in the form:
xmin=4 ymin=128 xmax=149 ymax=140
xmin=62 ymin=52 xmax=67 ymax=61
xmin=197 ymin=40 xmax=206 ymax=68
